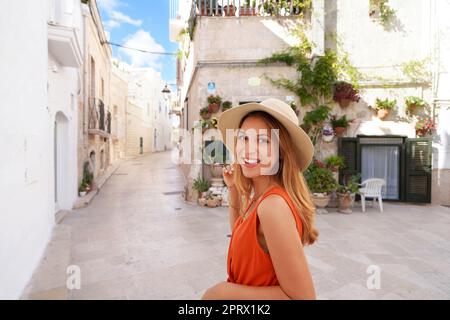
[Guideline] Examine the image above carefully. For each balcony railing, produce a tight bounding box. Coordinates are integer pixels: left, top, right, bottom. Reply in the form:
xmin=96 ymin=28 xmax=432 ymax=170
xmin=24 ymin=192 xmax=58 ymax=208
xmin=195 ymin=0 xmax=308 ymax=17
xmin=88 ymin=98 xmax=111 ymax=138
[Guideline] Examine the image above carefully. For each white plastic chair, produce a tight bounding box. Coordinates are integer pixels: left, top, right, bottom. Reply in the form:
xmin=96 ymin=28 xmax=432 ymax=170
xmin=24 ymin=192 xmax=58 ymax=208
xmin=358 ymin=179 xmax=385 ymax=212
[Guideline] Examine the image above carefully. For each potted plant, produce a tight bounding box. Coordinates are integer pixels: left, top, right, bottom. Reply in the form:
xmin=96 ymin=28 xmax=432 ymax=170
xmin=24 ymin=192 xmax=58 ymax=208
xmin=330 ymin=114 xmax=350 ymax=136
xmin=322 ymin=124 xmax=335 ymax=142
xmin=415 ymin=117 xmax=435 ymax=137
xmin=222 ymin=101 xmax=232 ymax=111
xmin=78 ymin=180 xmax=89 ymax=197
xmin=193 ymin=175 xmax=211 ymax=201
xmin=223 ymin=4 xmax=236 ymax=16
xmin=305 ymin=160 xmax=338 ymax=211
xmin=207 ymin=95 xmax=222 ymax=113
xmin=333 ymin=81 xmax=360 ymax=108
xmin=337 ymin=174 xmax=360 ymax=214
xmin=200 ymin=107 xmax=211 ymax=120
xmin=405 ymin=96 xmax=426 ymax=114
xmin=324 ymin=155 xmax=345 ymax=173
xmin=374 ymin=98 xmax=396 ymax=119
xmin=241 ymin=0 xmax=257 ymax=16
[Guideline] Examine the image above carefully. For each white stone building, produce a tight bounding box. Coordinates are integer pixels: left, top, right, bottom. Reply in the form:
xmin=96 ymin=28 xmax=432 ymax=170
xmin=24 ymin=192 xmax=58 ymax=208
xmin=0 ymin=0 xmax=83 ymax=299
xmin=171 ymin=0 xmax=450 ymax=205
xmin=113 ymin=63 xmax=174 ymax=156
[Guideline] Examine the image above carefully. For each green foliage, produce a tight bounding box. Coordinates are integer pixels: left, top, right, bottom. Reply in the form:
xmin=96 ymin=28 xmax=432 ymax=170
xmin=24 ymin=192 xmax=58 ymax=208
xmin=369 ymin=0 xmax=396 ymax=27
xmin=207 ymin=95 xmax=222 ymax=105
xmin=83 ymin=162 xmax=93 ymax=186
xmin=303 ymin=105 xmax=331 ymax=126
xmin=338 ymin=174 xmax=361 ymax=194
xmin=401 ymin=59 xmax=431 ymax=84
xmin=324 ymin=155 xmax=345 ymax=170
xmin=222 ymin=101 xmax=232 ymax=111
xmin=330 ymin=114 xmax=350 ymax=128
xmin=405 ymin=96 xmax=426 ymax=108
xmin=375 ymin=98 xmax=396 ymax=110
xmin=305 ymin=161 xmax=338 ymax=194
xmin=193 ymin=176 xmax=211 ymax=193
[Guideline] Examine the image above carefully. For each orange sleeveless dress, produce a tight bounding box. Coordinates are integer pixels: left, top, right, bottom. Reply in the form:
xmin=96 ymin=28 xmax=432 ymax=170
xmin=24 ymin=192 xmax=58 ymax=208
xmin=226 ymin=186 xmax=303 ymax=286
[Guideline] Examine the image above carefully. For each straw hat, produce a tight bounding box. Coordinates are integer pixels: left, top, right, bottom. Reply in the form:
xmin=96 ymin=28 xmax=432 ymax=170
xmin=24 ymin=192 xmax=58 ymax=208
xmin=218 ymin=98 xmax=314 ymax=172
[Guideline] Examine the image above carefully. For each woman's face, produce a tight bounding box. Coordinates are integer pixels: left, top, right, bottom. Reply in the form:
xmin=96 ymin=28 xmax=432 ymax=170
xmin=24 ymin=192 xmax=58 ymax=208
xmin=236 ymin=115 xmax=280 ymax=179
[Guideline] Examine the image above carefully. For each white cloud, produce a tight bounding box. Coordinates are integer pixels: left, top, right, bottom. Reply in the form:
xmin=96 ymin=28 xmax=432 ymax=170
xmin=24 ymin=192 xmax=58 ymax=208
xmin=97 ymin=0 xmax=121 ymax=12
xmin=119 ymin=30 xmax=166 ymax=69
xmin=97 ymin=0 xmax=140 ymax=29
xmin=110 ymin=11 xmax=142 ymax=27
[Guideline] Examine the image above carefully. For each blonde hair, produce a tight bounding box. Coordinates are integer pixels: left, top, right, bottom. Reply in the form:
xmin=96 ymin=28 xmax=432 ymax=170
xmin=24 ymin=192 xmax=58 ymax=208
xmin=233 ymin=111 xmax=318 ymax=245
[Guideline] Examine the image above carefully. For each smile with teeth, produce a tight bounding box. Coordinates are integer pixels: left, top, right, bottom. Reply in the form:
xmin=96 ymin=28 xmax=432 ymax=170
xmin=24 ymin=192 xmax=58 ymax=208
xmin=243 ymin=158 xmax=261 ymax=165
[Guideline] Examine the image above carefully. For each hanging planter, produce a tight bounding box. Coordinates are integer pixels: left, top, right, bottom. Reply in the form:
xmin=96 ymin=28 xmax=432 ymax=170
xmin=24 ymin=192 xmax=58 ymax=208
xmin=322 ymin=124 xmax=335 ymax=142
xmin=330 ymin=115 xmax=350 ymax=137
xmin=374 ymin=98 xmax=396 ymax=120
xmin=207 ymin=95 xmax=222 ymax=114
xmin=222 ymin=101 xmax=232 ymax=111
xmin=200 ymin=107 xmax=212 ymax=120
xmin=405 ymin=96 xmax=426 ymax=115
xmin=333 ymin=81 xmax=360 ymax=109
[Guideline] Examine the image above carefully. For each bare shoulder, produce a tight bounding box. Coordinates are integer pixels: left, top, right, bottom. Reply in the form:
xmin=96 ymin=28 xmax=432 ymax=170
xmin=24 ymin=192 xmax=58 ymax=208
xmin=257 ymin=194 xmax=296 ymax=225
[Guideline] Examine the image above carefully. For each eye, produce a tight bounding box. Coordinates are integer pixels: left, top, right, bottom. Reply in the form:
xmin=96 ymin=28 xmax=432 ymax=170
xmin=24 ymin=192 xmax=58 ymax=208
xmin=258 ymin=136 xmax=269 ymax=144
xmin=237 ymin=131 xmax=246 ymax=141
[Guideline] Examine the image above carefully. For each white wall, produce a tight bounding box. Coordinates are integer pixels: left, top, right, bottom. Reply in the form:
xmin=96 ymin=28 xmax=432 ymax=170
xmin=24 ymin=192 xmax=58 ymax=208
xmin=47 ymin=52 xmax=80 ymax=211
xmin=0 ymin=1 xmax=52 ymax=299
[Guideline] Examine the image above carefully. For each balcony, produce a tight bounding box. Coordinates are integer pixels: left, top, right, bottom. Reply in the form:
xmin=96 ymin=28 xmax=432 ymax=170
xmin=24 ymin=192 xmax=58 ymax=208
xmin=47 ymin=0 xmax=83 ymax=67
xmin=88 ymin=99 xmax=111 ymax=139
xmin=194 ymin=0 xmax=307 ymax=17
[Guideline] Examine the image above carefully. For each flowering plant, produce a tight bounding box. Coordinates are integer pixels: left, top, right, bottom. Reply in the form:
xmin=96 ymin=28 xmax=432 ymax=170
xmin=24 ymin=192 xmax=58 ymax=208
xmin=323 ymin=126 xmax=334 ymax=137
xmin=416 ymin=118 xmax=435 ymax=137
xmin=333 ymin=81 xmax=360 ymax=105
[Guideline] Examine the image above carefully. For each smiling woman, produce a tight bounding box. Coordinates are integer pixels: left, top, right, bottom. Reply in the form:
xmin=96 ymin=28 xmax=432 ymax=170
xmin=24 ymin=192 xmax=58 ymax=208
xmin=202 ymin=99 xmax=317 ymax=300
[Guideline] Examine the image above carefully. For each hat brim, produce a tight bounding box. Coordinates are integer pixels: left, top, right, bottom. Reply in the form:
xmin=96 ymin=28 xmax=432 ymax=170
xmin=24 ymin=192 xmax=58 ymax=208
xmin=218 ymin=102 xmax=314 ymax=172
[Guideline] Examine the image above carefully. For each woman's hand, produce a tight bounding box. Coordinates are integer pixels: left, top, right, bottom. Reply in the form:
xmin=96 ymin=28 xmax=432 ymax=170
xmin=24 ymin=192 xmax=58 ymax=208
xmin=222 ymin=164 xmax=236 ymax=188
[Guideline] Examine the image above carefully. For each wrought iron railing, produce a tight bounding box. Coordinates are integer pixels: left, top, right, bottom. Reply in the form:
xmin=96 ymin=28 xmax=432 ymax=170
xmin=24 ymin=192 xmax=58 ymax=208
xmin=195 ymin=0 xmax=308 ymax=17
xmin=88 ymin=98 xmax=111 ymax=135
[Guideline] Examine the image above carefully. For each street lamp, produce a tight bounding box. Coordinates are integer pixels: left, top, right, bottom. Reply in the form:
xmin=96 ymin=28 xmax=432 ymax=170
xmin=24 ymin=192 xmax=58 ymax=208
xmin=162 ymin=84 xmax=171 ymax=101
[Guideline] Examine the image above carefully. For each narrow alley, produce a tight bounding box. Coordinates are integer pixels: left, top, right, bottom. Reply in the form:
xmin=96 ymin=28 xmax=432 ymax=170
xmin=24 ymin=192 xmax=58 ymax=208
xmin=22 ymin=151 xmax=229 ymax=299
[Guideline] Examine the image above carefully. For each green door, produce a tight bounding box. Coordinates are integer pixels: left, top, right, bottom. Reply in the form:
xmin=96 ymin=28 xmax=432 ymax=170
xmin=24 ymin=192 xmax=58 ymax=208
xmin=338 ymin=137 xmax=360 ymax=185
xmin=404 ymin=138 xmax=432 ymax=203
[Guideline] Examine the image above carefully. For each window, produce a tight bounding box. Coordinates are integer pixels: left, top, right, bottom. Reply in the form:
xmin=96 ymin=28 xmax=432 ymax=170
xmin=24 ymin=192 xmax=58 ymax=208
xmin=90 ymin=57 xmax=96 ymax=99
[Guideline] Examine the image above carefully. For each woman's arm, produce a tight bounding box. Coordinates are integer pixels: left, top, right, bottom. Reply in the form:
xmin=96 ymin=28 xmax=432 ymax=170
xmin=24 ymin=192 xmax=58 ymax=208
xmin=257 ymin=194 xmax=316 ymax=300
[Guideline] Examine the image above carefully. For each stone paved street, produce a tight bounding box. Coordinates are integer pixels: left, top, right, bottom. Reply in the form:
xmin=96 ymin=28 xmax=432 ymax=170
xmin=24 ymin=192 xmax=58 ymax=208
xmin=22 ymin=151 xmax=450 ymax=300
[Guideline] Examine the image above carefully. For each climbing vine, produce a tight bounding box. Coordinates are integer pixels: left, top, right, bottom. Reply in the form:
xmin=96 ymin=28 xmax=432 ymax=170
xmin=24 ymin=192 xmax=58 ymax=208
xmin=258 ymin=28 xmax=364 ymax=145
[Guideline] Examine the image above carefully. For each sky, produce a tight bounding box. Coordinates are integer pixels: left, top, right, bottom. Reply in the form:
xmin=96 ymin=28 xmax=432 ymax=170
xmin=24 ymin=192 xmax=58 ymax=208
xmin=97 ymin=0 xmax=178 ymax=87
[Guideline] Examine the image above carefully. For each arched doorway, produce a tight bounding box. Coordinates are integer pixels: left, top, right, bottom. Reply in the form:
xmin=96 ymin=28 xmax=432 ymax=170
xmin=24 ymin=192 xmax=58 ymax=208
xmin=90 ymin=151 xmax=96 ymax=178
xmin=54 ymin=112 xmax=69 ymax=212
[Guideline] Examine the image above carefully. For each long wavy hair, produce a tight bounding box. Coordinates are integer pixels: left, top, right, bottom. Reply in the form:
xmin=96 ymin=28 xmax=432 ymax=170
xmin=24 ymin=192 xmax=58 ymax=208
xmin=233 ymin=111 xmax=318 ymax=245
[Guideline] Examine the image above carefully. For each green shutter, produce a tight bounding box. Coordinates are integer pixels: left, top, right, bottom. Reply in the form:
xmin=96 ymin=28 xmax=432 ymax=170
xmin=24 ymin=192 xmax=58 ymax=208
xmin=338 ymin=138 xmax=360 ymax=185
xmin=405 ymin=138 xmax=432 ymax=203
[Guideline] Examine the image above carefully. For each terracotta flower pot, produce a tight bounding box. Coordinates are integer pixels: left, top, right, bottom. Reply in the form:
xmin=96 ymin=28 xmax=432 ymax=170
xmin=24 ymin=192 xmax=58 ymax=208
xmin=207 ymin=198 xmax=220 ymax=208
xmin=208 ymin=103 xmax=220 ymax=114
xmin=334 ymin=127 xmax=347 ymax=136
xmin=223 ymin=5 xmax=235 ymax=16
xmin=240 ymin=7 xmax=256 ymax=16
xmin=198 ymin=198 xmax=207 ymax=206
xmin=338 ymin=193 xmax=355 ymax=214
xmin=377 ymin=109 xmax=389 ymax=119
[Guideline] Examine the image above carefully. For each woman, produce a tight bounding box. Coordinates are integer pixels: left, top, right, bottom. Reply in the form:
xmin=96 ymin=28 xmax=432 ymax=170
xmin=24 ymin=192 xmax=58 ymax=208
xmin=202 ymin=98 xmax=317 ymax=300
